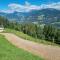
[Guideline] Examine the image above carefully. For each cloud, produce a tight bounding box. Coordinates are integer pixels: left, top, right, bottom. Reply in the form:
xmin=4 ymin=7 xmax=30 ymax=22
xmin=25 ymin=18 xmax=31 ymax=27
xmin=41 ymin=2 xmax=60 ymax=9
xmin=8 ymin=2 xmax=40 ymax=12
xmin=0 ymin=1 xmax=60 ymax=13
xmin=0 ymin=10 xmax=14 ymax=13
xmin=0 ymin=1 xmax=41 ymax=13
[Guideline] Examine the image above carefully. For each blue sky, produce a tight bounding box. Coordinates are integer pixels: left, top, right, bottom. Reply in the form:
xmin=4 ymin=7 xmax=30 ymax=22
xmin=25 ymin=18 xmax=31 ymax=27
xmin=0 ymin=0 xmax=60 ymax=13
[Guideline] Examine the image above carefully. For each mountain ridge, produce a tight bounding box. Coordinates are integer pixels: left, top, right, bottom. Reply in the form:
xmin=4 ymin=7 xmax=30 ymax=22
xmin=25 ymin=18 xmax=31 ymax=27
xmin=0 ymin=8 xmax=60 ymax=25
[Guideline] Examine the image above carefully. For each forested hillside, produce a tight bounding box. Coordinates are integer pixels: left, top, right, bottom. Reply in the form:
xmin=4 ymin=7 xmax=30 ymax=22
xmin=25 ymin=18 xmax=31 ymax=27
xmin=0 ymin=16 xmax=60 ymax=44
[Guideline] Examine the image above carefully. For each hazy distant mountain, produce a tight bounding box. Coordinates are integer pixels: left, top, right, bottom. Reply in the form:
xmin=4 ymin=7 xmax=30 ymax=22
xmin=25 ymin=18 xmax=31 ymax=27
xmin=0 ymin=8 xmax=60 ymax=25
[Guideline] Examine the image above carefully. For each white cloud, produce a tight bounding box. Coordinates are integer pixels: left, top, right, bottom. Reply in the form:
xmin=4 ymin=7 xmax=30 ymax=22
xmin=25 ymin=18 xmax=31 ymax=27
xmin=0 ymin=1 xmax=41 ymax=13
xmin=0 ymin=1 xmax=60 ymax=13
xmin=8 ymin=2 xmax=40 ymax=12
xmin=0 ymin=10 xmax=14 ymax=13
xmin=40 ymin=2 xmax=60 ymax=9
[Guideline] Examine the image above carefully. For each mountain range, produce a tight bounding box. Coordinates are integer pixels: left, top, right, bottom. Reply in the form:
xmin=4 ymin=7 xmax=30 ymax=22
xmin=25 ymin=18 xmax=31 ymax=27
xmin=0 ymin=8 xmax=60 ymax=27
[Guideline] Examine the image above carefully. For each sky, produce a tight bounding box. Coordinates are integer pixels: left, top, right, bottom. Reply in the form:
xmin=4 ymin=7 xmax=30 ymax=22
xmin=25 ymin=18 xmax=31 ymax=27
xmin=0 ymin=0 xmax=60 ymax=13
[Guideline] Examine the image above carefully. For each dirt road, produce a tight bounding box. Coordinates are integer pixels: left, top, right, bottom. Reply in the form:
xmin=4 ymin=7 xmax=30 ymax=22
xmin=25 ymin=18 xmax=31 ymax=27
xmin=0 ymin=33 xmax=60 ymax=60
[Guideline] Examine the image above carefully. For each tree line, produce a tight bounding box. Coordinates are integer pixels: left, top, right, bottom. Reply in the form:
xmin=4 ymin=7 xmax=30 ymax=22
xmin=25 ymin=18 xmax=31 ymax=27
xmin=0 ymin=16 xmax=60 ymax=44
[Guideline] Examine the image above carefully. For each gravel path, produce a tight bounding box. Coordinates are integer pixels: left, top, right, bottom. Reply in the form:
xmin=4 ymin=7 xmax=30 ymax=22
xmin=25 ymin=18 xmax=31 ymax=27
xmin=0 ymin=33 xmax=60 ymax=60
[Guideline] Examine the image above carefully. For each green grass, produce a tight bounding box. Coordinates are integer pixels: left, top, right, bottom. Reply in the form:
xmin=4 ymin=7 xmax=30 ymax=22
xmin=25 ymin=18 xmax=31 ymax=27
xmin=4 ymin=28 xmax=54 ymax=45
xmin=0 ymin=34 xmax=44 ymax=60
